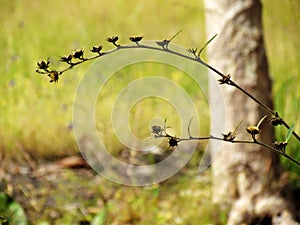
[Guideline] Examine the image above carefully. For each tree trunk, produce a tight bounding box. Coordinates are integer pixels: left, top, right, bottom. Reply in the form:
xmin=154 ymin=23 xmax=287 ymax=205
xmin=203 ymin=0 xmax=298 ymax=224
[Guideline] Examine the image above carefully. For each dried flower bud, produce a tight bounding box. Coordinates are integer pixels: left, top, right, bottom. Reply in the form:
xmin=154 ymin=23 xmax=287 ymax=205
xmin=151 ymin=125 xmax=163 ymax=135
xmin=60 ymin=54 xmax=73 ymax=64
xmin=72 ymin=49 xmax=84 ymax=59
xmin=222 ymin=131 xmax=236 ymax=141
xmin=107 ymin=36 xmax=119 ymax=43
xmin=168 ymin=137 xmax=179 ymax=147
xmin=187 ymin=48 xmax=198 ymax=55
xmin=48 ymin=70 xmax=59 ymax=83
xmin=107 ymin=36 xmax=120 ymax=47
xmin=90 ymin=45 xmax=103 ymax=54
xmin=218 ymin=74 xmax=231 ymax=84
xmin=273 ymin=141 xmax=287 ymax=152
xmin=37 ymin=59 xmax=50 ymax=70
xmin=156 ymin=40 xmax=169 ymax=49
xmin=246 ymin=115 xmax=267 ymax=140
xmin=129 ymin=36 xmax=144 ymax=43
xmin=270 ymin=114 xmax=283 ymax=126
xmin=246 ymin=126 xmax=260 ymax=135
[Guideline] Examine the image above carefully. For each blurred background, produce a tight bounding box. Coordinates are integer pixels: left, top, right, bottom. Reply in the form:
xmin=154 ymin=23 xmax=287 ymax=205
xmin=0 ymin=0 xmax=299 ymax=224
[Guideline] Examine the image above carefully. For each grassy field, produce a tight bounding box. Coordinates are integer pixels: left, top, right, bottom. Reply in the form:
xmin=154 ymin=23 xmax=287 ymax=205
xmin=1 ymin=0 xmax=300 ymax=224
xmin=0 ymin=0 xmax=207 ymax=159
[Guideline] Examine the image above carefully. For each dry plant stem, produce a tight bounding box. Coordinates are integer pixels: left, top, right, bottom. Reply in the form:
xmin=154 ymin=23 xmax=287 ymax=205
xmin=52 ymin=43 xmax=299 ymax=141
xmin=254 ymin=140 xmax=300 ymax=166
xmin=154 ymin=134 xmax=300 ymax=166
xmin=199 ymin=59 xmax=300 ymax=141
xmin=38 ymin=40 xmax=300 ymax=165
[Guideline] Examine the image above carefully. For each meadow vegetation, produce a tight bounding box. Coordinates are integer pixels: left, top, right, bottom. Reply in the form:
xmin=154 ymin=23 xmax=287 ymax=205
xmin=0 ymin=0 xmax=299 ymax=224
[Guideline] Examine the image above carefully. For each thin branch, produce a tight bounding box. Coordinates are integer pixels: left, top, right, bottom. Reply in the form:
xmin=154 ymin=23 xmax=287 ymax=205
xmin=255 ymin=140 xmax=300 ymax=166
xmin=152 ymin=133 xmax=300 ymax=167
xmin=229 ymin=81 xmax=274 ymax=115
xmin=36 ymin=35 xmax=300 ymax=146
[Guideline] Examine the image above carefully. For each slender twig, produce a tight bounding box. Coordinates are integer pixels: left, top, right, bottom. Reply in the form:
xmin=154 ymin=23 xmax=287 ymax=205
xmin=45 ymin=41 xmax=296 ymax=140
xmin=153 ymin=133 xmax=300 ymax=166
xmin=36 ymin=35 xmax=300 ymax=165
xmin=254 ymin=140 xmax=300 ymax=166
xmin=229 ymin=81 xmax=274 ymax=115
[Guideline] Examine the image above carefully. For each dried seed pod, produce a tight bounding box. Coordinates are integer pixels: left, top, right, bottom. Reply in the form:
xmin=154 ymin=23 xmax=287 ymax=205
xmin=218 ymin=74 xmax=231 ymax=84
xmin=222 ymin=131 xmax=236 ymax=141
xmin=273 ymin=141 xmax=287 ymax=152
xmin=107 ymin=36 xmax=120 ymax=47
xmin=60 ymin=54 xmax=73 ymax=64
xmin=270 ymin=113 xmax=283 ymax=126
xmin=37 ymin=59 xmax=50 ymax=70
xmin=168 ymin=137 xmax=179 ymax=148
xmin=48 ymin=70 xmax=59 ymax=83
xmin=90 ymin=45 xmax=103 ymax=54
xmin=72 ymin=49 xmax=84 ymax=59
xmin=246 ymin=115 xmax=267 ymax=140
xmin=129 ymin=36 xmax=144 ymax=43
xmin=151 ymin=125 xmax=163 ymax=135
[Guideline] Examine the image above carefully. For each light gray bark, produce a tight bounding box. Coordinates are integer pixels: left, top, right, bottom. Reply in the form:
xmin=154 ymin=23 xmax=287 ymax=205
xmin=204 ymin=0 xmax=298 ymax=224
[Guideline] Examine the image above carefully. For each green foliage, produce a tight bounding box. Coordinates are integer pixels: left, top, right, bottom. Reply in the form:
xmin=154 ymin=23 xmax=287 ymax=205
xmin=9 ymin=168 xmax=221 ymax=225
xmin=1 ymin=0 xmax=299 ymax=165
xmin=0 ymin=193 xmax=28 ymax=225
xmin=285 ymin=124 xmax=295 ymax=143
xmin=262 ymin=0 xmax=300 ymax=176
xmin=0 ymin=0 xmax=205 ymax=159
xmin=91 ymin=206 xmax=107 ymax=225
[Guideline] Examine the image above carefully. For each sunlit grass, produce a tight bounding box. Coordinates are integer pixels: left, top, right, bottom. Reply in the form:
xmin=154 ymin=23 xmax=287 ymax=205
xmin=1 ymin=1 xmax=298 ymax=161
xmin=0 ymin=0 xmax=206 ymax=158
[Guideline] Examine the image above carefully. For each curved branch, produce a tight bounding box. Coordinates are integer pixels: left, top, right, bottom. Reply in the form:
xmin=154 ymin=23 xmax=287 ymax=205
xmin=36 ymin=36 xmax=300 ymax=161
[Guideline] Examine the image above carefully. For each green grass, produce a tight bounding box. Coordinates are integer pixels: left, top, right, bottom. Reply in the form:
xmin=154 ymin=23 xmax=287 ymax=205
xmin=262 ymin=0 xmax=300 ymax=176
xmin=1 ymin=0 xmax=300 ymax=224
xmin=12 ymin=168 xmax=224 ymax=225
xmin=0 ymin=0 xmax=207 ymax=159
xmin=2 ymin=0 xmax=298 ymax=163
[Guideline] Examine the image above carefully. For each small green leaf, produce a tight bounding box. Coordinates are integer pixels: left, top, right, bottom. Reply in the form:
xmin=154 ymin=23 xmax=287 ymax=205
xmin=91 ymin=207 xmax=108 ymax=225
xmin=151 ymin=186 xmax=160 ymax=198
xmin=168 ymin=29 xmax=183 ymax=42
xmin=285 ymin=124 xmax=295 ymax=143
xmin=199 ymin=34 xmax=218 ymax=55
xmin=0 ymin=193 xmax=28 ymax=225
xmin=233 ymin=119 xmax=243 ymax=133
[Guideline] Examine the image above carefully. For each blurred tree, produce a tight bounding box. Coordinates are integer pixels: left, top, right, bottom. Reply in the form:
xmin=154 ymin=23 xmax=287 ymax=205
xmin=204 ymin=0 xmax=298 ymax=224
